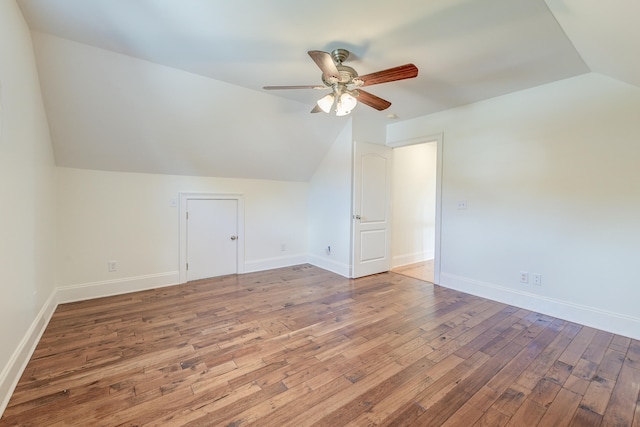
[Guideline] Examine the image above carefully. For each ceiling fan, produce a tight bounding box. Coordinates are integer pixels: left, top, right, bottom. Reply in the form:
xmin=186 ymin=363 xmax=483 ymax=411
xmin=263 ymin=49 xmax=418 ymax=116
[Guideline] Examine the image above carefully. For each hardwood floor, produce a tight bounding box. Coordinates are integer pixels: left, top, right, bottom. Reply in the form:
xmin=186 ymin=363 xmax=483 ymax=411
xmin=2 ymin=264 xmax=639 ymax=426
xmin=392 ymin=260 xmax=435 ymax=283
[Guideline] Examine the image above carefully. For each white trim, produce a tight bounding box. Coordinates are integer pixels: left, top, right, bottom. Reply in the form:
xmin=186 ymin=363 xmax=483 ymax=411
xmin=56 ymin=271 xmax=179 ymax=304
xmin=244 ymin=254 xmax=308 ymax=274
xmin=386 ymin=132 xmax=444 ymax=285
xmin=0 ymin=290 xmax=58 ymax=417
xmin=179 ymin=192 xmax=245 ymax=283
xmin=440 ymin=273 xmax=640 ymax=341
xmin=307 ymin=254 xmax=351 ymax=278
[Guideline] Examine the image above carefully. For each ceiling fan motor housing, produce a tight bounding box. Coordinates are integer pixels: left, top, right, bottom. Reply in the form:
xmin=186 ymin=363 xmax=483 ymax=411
xmin=323 ymin=64 xmax=358 ymax=86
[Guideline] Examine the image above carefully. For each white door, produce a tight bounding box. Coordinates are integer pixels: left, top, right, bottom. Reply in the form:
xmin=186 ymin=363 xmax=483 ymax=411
xmin=186 ymin=199 xmax=238 ymax=281
xmin=352 ymin=141 xmax=392 ymax=278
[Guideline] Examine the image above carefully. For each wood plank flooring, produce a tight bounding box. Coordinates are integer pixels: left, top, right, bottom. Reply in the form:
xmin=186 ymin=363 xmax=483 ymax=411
xmin=2 ymin=264 xmax=639 ymax=426
xmin=392 ymin=260 xmax=435 ymax=283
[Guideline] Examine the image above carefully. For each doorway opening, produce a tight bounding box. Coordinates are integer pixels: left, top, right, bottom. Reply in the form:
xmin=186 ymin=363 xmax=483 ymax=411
xmin=389 ymin=133 xmax=443 ymax=284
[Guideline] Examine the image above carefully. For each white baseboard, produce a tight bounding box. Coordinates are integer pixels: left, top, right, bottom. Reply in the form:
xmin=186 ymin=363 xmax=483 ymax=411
xmin=440 ymin=273 xmax=640 ymax=341
xmin=56 ymin=271 xmax=180 ymax=304
xmin=392 ymin=253 xmax=433 ymax=269
xmin=307 ymin=254 xmax=351 ymax=278
xmin=243 ymin=254 xmax=308 ymax=274
xmin=0 ymin=290 xmax=58 ymax=417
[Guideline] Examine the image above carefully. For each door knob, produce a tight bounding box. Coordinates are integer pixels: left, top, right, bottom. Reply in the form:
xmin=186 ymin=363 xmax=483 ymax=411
xmin=230 ymin=235 xmax=237 ymax=240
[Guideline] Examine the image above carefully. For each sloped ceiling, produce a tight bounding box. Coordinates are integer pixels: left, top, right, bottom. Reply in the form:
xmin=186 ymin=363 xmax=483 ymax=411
xmin=16 ymin=0 xmax=637 ymax=181
xmin=544 ymin=0 xmax=640 ymax=89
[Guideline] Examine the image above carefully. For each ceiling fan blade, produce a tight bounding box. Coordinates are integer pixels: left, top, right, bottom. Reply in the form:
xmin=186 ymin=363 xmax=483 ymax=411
xmin=310 ymin=104 xmax=323 ymax=113
xmin=358 ymin=64 xmax=418 ymax=87
xmin=357 ymin=90 xmax=392 ymax=111
xmin=308 ymin=50 xmax=340 ymax=79
xmin=263 ymin=85 xmax=327 ymax=90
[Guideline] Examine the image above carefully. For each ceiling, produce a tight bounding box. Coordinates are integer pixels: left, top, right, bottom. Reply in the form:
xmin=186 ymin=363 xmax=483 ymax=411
xmin=16 ymin=0 xmax=639 ymax=181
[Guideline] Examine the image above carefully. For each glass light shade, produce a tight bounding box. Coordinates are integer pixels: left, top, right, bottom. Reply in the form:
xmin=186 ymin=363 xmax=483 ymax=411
xmin=316 ymin=94 xmax=334 ymax=113
xmin=335 ymin=92 xmax=357 ymax=116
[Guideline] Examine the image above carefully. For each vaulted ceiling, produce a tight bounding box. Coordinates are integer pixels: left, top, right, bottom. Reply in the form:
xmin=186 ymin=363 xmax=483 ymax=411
xmin=17 ymin=0 xmax=640 ymax=181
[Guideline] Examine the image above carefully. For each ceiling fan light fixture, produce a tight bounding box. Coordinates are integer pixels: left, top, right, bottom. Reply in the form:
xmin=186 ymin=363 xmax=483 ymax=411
xmin=317 ymin=93 xmax=334 ymax=113
xmin=335 ymin=92 xmax=357 ymax=116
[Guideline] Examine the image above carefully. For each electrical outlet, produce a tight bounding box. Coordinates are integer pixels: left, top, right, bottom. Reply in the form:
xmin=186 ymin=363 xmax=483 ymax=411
xmin=533 ymin=274 xmax=542 ymax=286
xmin=457 ymin=200 xmax=467 ymax=210
xmin=520 ymin=271 xmax=528 ymax=284
xmin=108 ymin=260 xmax=117 ymax=272
xmin=280 ymin=244 xmax=286 ymax=252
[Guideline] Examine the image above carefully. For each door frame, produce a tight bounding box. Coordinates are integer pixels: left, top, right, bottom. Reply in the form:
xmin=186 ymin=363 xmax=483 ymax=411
xmin=179 ymin=192 xmax=245 ymax=283
xmin=387 ymin=132 xmax=443 ymax=285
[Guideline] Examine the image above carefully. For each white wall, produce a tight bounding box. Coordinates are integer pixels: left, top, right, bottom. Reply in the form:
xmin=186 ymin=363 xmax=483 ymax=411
xmin=308 ymin=120 xmax=354 ymax=277
xmin=391 ymin=143 xmax=437 ymax=267
xmin=56 ymin=168 xmax=309 ymax=300
xmin=0 ymin=0 xmax=57 ymax=412
xmin=387 ymin=72 xmax=640 ymax=339
xmin=352 ymin=114 xmax=386 ymax=145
